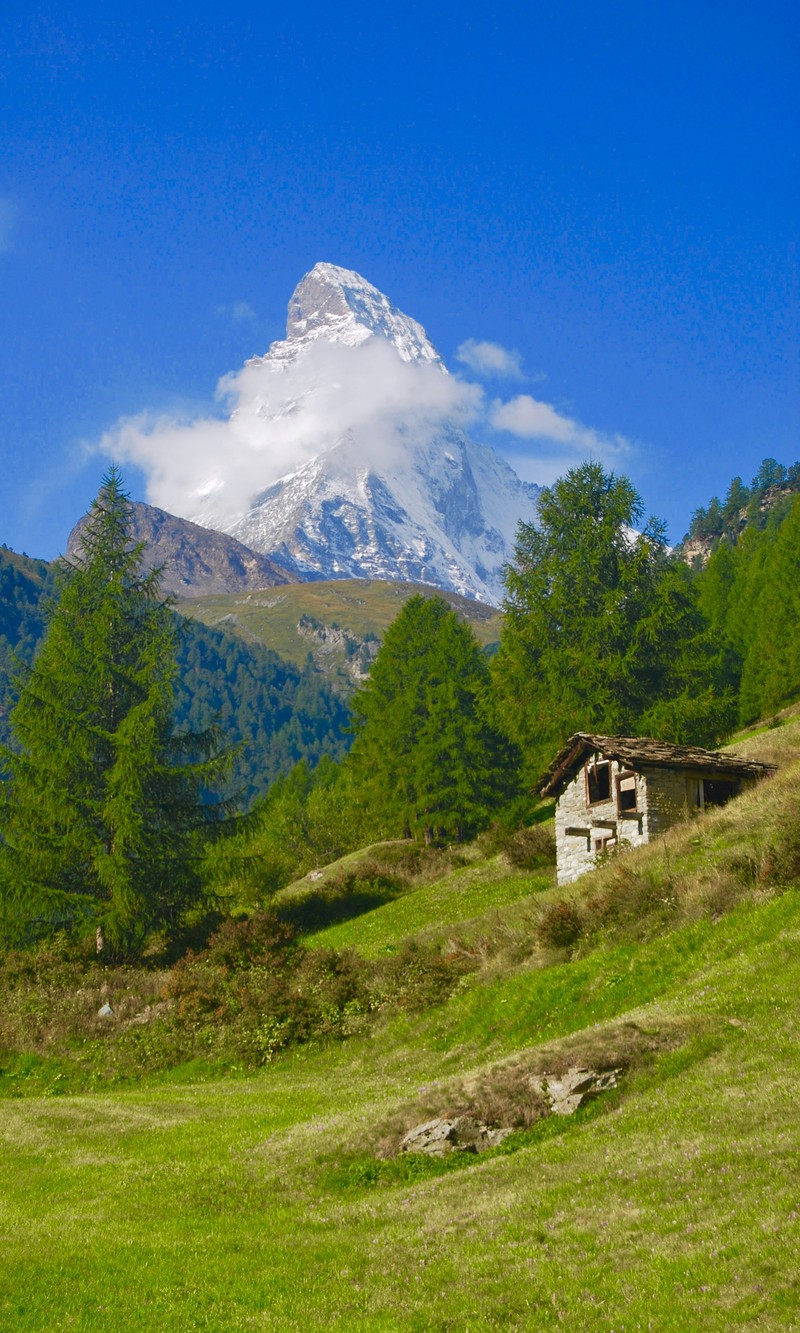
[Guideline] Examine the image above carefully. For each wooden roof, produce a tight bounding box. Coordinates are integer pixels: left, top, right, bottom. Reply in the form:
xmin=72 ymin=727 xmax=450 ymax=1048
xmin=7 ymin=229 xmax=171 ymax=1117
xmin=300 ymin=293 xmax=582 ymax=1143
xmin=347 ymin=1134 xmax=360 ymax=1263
xmin=539 ymin=732 xmax=776 ymax=798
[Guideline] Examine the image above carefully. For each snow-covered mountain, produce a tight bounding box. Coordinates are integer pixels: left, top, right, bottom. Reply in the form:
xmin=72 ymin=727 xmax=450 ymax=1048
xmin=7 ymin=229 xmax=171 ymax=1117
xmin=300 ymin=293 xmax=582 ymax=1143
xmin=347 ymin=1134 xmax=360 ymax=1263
xmin=192 ymin=263 xmax=539 ymax=605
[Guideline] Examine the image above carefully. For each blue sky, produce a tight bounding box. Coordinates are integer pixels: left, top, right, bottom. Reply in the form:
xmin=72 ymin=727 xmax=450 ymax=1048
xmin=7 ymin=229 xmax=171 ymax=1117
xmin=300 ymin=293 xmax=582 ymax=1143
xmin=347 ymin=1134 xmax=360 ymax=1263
xmin=1 ymin=0 xmax=797 ymax=558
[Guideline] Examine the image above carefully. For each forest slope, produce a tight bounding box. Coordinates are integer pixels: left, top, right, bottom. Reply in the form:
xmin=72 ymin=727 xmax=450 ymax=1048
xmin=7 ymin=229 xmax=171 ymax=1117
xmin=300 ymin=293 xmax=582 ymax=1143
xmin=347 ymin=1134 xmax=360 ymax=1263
xmin=0 ymin=546 xmax=350 ymax=802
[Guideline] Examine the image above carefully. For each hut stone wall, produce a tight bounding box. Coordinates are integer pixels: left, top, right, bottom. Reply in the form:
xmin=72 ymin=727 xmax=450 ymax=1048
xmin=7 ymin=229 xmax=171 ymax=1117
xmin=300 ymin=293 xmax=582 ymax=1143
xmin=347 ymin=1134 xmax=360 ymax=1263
xmin=555 ymin=758 xmax=648 ymax=886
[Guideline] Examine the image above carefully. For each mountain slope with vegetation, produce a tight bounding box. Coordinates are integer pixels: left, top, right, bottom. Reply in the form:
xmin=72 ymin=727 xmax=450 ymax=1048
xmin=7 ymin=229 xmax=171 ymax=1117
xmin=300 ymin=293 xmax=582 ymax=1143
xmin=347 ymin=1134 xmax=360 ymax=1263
xmin=1 ymin=714 xmax=799 ymax=1328
xmin=0 ymin=545 xmax=349 ymax=803
xmin=0 ymin=546 xmax=54 ymax=738
xmin=177 ymin=577 xmax=503 ymax=694
xmin=681 ymin=456 xmax=800 ymax=565
xmin=694 ymin=475 xmax=800 ymax=727
xmin=3 ymin=461 xmax=800 ymax=1327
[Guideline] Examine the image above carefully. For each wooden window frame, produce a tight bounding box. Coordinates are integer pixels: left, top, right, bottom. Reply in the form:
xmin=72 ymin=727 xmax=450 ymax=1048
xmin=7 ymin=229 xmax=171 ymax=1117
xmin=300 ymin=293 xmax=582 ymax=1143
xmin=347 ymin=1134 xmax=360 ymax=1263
xmin=585 ymin=759 xmax=612 ymax=807
xmin=616 ymin=769 xmax=638 ymax=815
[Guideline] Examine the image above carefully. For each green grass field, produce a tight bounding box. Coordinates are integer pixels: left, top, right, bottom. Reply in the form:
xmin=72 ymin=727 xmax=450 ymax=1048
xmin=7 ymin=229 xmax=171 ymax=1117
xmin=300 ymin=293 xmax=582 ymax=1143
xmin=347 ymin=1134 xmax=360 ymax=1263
xmin=303 ymin=860 xmax=551 ymax=955
xmin=3 ymin=722 xmax=800 ymax=1329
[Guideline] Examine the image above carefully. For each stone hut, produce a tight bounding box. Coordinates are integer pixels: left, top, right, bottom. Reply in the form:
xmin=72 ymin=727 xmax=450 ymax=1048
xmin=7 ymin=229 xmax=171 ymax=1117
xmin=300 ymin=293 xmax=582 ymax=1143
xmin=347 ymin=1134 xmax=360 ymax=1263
xmin=539 ymin=733 xmax=776 ymax=886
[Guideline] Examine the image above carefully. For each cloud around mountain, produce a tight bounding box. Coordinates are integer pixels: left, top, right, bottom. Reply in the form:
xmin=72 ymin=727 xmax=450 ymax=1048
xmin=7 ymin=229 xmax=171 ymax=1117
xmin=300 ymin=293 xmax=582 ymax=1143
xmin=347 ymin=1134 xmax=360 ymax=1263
xmin=100 ymin=341 xmax=631 ymax=524
xmin=101 ymin=336 xmax=483 ymax=524
xmin=96 ymin=262 xmax=633 ymax=529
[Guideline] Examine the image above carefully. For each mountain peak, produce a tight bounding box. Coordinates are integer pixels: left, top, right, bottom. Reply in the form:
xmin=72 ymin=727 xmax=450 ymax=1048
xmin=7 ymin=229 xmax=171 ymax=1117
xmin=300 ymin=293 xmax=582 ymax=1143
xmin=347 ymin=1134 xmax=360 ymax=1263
xmin=273 ymin=262 xmax=442 ymax=366
xmin=192 ymin=263 xmax=540 ymax=605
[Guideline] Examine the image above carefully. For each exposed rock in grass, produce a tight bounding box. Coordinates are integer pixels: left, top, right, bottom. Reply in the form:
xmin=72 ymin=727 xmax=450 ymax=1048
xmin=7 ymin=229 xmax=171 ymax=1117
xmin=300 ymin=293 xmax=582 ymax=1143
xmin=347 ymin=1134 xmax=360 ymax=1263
xmin=378 ymin=1016 xmax=703 ymax=1159
xmin=530 ymin=1066 xmax=621 ymax=1116
xmin=397 ymin=1067 xmax=621 ymax=1155
xmin=399 ymin=1116 xmax=513 ymax=1156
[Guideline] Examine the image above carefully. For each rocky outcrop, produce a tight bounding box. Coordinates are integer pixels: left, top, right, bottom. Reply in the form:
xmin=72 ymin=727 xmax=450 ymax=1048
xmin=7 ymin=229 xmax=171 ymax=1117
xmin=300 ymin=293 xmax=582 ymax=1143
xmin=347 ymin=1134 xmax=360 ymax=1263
xmin=67 ymin=501 xmax=297 ymax=599
xmin=678 ymin=484 xmax=799 ymax=569
xmin=399 ymin=1117 xmax=514 ymax=1156
xmin=296 ymin=615 xmax=379 ymax=683
xmin=529 ymin=1066 xmax=620 ymax=1115
xmin=398 ymin=1067 xmax=621 ymax=1156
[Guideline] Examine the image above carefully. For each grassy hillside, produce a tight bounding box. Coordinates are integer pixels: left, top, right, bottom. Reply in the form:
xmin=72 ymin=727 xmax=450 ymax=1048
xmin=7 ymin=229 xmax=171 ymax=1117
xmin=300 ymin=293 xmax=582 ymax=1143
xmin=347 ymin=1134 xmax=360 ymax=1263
xmin=2 ymin=718 xmax=800 ymax=1328
xmin=177 ymin=578 xmax=503 ymax=692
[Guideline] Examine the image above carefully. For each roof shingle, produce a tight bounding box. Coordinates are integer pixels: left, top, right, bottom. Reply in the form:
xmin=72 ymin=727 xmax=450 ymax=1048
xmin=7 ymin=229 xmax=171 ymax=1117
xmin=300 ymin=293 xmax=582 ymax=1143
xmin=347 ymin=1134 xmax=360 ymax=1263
xmin=539 ymin=732 xmax=776 ymax=798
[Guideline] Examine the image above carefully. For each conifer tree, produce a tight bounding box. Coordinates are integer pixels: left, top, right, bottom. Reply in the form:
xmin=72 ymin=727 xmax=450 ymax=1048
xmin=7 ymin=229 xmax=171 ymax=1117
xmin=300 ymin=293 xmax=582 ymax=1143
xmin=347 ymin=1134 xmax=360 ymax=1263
xmin=349 ymin=596 xmax=516 ymax=842
xmin=493 ymin=462 xmax=735 ymax=778
xmin=0 ymin=468 xmax=229 ymax=953
xmin=737 ymin=496 xmax=800 ymax=722
xmin=722 ymin=476 xmax=749 ymax=527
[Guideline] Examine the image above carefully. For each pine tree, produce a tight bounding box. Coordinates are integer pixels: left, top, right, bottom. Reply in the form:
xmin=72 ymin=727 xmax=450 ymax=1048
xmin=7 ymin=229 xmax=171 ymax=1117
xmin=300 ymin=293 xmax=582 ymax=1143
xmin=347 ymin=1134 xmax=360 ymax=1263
xmin=349 ymin=596 xmax=516 ymax=842
xmin=722 ymin=476 xmax=749 ymax=528
xmin=0 ymin=469 xmax=229 ymax=953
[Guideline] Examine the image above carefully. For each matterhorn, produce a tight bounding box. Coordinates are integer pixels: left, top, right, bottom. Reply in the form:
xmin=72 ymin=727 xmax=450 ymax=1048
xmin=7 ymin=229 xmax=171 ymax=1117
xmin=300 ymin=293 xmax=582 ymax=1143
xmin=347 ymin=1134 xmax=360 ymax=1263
xmin=190 ymin=263 xmax=540 ymax=606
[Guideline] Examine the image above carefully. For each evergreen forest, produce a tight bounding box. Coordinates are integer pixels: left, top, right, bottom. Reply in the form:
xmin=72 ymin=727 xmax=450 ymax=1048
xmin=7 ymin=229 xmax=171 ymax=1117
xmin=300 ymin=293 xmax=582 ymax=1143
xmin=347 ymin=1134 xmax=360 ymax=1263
xmin=0 ymin=546 xmax=350 ymax=806
xmin=3 ymin=457 xmax=799 ymax=953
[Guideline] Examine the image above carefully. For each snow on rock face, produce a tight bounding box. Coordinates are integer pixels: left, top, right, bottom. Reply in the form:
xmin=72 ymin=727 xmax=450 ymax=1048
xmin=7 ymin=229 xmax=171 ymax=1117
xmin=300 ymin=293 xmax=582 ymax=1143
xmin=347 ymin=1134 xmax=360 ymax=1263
xmin=262 ymin=262 xmax=442 ymax=368
xmin=192 ymin=263 xmax=539 ymax=606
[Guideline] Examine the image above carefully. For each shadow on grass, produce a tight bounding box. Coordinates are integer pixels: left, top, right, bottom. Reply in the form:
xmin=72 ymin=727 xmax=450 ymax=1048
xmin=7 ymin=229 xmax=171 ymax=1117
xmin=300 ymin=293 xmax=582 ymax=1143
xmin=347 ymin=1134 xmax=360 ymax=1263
xmin=277 ymin=874 xmax=404 ymax=935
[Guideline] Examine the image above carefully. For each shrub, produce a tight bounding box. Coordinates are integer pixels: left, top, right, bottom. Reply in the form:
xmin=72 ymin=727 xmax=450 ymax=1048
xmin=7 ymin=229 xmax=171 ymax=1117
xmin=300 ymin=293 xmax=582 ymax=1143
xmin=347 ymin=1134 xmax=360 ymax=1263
xmin=536 ymin=900 xmax=584 ymax=949
xmin=581 ymin=865 xmax=679 ymax=938
xmin=204 ymin=909 xmax=299 ymax=969
xmin=763 ymin=803 xmax=800 ymax=886
xmin=478 ymin=822 xmax=556 ymax=869
xmin=367 ymin=843 xmax=465 ymax=882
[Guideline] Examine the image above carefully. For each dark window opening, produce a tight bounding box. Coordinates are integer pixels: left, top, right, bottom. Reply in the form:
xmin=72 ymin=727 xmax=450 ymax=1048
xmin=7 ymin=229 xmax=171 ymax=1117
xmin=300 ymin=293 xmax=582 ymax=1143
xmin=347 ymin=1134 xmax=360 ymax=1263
xmin=617 ymin=772 xmax=638 ymax=812
xmin=703 ymin=778 xmax=739 ymax=809
xmin=587 ymin=761 xmax=611 ymax=805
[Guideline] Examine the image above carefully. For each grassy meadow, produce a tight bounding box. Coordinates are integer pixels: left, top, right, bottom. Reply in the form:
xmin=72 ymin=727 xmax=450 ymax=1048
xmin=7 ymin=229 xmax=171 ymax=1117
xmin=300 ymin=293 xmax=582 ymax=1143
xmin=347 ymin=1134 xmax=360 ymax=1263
xmin=3 ymin=718 xmax=800 ymax=1329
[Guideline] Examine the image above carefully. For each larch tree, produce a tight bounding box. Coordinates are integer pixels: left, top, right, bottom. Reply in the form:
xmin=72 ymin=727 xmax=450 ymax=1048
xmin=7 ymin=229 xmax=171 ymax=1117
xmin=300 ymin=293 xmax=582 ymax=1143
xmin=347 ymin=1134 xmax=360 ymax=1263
xmin=348 ymin=595 xmax=516 ymax=842
xmin=492 ymin=461 xmax=736 ymax=780
xmin=0 ymin=468 xmax=229 ymax=954
xmin=737 ymin=495 xmax=800 ymax=722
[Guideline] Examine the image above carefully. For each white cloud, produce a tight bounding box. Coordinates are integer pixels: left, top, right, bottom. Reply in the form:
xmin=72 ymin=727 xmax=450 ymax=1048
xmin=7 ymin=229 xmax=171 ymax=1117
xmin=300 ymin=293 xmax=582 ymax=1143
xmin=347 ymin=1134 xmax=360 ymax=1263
xmin=232 ymin=300 xmax=257 ymax=324
xmin=490 ymin=393 xmax=632 ymax=461
xmin=456 ymin=338 xmax=523 ymax=379
xmin=100 ymin=336 xmax=483 ymax=524
xmin=96 ymin=314 xmax=634 ymax=524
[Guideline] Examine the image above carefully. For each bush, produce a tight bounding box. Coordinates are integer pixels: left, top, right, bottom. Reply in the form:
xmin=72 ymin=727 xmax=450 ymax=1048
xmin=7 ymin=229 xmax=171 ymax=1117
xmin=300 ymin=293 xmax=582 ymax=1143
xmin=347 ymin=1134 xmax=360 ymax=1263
xmin=478 ymin=822 xmax=556 ymax=870
xmin=204 ymin=909 xmax=299 ymax=969
xmin=763 ymin=804 xmax=800 ymax=886
xmin=159 ymin=917 xmax=479 ymax=1067
xmin=536 ymin=900 xmax=584 ymax=950
xmin=582 ymin=866 xmax=675 ymax=936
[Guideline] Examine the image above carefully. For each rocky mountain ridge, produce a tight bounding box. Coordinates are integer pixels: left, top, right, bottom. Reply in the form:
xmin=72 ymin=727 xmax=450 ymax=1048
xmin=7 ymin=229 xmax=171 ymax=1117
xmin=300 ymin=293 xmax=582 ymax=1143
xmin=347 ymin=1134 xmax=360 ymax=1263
xmin=190 ymin=263 xmax=540 ymax=605
xmin=67 ymin=501 xmax=297 ymax=599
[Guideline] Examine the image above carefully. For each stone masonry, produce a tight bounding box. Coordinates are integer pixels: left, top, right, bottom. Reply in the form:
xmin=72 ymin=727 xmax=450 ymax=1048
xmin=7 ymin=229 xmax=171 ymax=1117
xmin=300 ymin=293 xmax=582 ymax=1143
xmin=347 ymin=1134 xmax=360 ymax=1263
xmin=551 ymin=744 xmax=767 ymax=886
